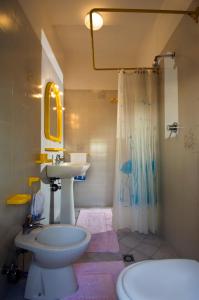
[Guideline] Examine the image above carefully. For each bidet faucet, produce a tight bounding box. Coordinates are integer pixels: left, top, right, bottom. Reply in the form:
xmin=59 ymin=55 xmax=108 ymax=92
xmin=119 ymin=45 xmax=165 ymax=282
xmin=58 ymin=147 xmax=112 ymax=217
xmin=55 ymin=154 xmax=64 ymax=165
xmin=22 ymin=214 xmax=43 ymax=234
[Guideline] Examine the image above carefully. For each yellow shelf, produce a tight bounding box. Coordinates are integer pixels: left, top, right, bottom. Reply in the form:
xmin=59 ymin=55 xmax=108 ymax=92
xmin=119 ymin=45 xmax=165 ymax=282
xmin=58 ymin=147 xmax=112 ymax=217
xmin=44 ymin=148 xmax=66 ymax=152
xmin=35 ymin=153 xmax=53 ymax=164
xmin=28 ymin=177 xmax=40 ymax=187
xmin=6 ymin=194 xmax=31 ymax=205
xmin=35 ymin=159 xmax=53 ymax=164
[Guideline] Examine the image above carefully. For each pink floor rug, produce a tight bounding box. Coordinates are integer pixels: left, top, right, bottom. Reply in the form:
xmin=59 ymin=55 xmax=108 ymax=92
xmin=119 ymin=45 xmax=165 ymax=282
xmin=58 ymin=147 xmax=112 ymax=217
xmin=76 ymin=208 xmax=112 ymax=234
xmin=64 ymin=261 xmax=124 ymax=300
xmin=88 ymin=231 xmax=120 ymax=253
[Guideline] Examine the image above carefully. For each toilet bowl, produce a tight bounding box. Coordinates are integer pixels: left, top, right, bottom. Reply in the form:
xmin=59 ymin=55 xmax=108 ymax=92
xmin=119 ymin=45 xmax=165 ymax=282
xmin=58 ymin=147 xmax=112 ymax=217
xmin=15 ymin=224 xmax=91 ymax=300
xmin=117 ymin=259 xmax=199 ymax=300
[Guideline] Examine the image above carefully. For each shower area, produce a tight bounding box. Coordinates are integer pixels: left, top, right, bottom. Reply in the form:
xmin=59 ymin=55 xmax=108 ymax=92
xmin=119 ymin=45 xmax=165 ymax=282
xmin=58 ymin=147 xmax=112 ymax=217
xmin=65 ymin=5 xmax=199 ymax=260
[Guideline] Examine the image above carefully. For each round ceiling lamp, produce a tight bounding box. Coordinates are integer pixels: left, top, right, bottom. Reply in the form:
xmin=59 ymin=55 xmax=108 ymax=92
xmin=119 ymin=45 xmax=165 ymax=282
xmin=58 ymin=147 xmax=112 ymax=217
xmin=85 ymin=12 xmax=103 ymax=31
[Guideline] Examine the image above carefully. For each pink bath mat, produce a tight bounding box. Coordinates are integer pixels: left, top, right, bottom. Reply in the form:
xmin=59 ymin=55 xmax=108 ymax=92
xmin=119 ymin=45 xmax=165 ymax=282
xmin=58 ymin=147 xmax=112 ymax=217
xmin=64 ymin=261 xmax=124 ymax=300
xmin=88 ymin=231 xmax=119 ymax=253
xmin=76 ymin=208 xmax=112 ymax=234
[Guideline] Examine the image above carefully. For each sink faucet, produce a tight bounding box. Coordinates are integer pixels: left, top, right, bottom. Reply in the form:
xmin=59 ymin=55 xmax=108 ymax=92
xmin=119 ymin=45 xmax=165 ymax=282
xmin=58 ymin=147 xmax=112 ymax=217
xmin=55 ymin=154 xmax=64 ymax=165
xmin=22 ymin=214 xmax=43 ymax=234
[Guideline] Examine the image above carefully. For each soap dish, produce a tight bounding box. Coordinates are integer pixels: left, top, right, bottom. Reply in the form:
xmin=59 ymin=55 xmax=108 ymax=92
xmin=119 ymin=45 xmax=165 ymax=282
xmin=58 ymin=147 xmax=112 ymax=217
xmin=6 ymin=194 xmax=31 ymax=205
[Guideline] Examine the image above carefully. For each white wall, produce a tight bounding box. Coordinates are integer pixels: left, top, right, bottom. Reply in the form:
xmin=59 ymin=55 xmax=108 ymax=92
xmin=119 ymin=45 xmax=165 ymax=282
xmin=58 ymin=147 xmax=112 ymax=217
xmin=41 ymin=31 xmax=64 ymax=224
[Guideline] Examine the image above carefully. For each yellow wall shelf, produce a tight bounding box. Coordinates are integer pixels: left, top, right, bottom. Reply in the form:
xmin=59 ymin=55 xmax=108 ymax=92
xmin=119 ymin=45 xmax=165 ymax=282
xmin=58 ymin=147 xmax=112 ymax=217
xmin=28 ymin=177 xmax=40 ymax=187
xmin=35 ymin=159 xmax=53 ymax=164
xmin=35 ymin=153 xmax=53 ymax=164
xmin=6 ymin=194 xmax=31 ymax=205
xmin=44 ymin=148 xmax=66 ymax=152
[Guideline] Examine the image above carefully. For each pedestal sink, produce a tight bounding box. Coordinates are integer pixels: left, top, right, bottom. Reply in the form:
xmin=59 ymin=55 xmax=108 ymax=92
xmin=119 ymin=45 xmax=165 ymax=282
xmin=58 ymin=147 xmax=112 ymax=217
xmin=47 ymin=162 xmax=90 ymax=179
xmin=46 ymin=162 xmax=90 ymax=225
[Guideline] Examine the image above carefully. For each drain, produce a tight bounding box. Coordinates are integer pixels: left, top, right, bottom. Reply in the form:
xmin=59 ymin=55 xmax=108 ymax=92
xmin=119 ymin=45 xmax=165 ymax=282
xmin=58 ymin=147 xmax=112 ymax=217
xmin=123 ymin=254 xmax=135 ymax=263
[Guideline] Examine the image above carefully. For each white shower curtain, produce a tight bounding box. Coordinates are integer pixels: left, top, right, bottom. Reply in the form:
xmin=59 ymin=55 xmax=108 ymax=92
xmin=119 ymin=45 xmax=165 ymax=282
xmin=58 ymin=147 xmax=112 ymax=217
xmin=113 ymin=70 xmax=159 ymax=234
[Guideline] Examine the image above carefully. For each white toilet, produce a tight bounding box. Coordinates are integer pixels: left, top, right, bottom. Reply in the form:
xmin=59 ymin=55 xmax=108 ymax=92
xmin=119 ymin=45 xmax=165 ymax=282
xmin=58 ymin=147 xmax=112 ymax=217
xmin=15 ymin=224 xmax=91 ymax=300
xmin=117 ymin=259 xmax=199 ymax=300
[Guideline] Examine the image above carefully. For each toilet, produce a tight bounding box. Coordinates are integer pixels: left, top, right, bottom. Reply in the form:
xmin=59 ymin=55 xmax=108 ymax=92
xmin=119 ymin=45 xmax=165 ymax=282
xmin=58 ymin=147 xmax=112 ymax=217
xmin=117 ymin=259 xmax=199 ymax=300
xmin=15 ymin=224 xmax=91 ymax=300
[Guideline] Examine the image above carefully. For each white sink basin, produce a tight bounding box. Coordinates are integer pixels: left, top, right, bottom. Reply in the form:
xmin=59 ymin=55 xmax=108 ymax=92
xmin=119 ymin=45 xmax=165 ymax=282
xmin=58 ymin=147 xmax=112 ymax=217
xmin=46 ymin=162 xmax=90 ymax=179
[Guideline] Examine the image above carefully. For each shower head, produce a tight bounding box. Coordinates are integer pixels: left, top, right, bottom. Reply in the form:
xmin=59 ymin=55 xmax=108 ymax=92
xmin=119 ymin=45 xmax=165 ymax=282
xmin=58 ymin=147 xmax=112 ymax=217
xmin=153 ymin=51 xmax=175 ymax=68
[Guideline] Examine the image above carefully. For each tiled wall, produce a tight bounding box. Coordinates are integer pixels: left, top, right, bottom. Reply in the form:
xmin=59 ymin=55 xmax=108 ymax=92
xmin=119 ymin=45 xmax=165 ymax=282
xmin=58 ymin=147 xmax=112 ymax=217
xmin=160 ymin=1 xmax=199 ymax=259
xmin=0 ymin=0 xmax=41 ymax=293
xmin=64 ymin=90 xmax=117 ymax=207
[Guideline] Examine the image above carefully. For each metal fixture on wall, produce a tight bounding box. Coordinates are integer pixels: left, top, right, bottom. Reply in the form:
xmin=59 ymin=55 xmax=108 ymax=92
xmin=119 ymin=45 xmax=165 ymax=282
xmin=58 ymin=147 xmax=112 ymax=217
xmin=167 ymin=122 xmax=182 ymax=138
xmin=88 ymin=7 xmax=199 ymax=71
xmin=153 ymin=51 xmax=175 ymax=67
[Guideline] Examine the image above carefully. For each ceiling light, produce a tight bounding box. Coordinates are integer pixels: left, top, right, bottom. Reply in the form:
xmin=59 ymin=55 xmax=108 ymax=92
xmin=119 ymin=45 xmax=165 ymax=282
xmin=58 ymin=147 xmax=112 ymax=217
xmin=85 ymin=12 xmax=103 ymax=31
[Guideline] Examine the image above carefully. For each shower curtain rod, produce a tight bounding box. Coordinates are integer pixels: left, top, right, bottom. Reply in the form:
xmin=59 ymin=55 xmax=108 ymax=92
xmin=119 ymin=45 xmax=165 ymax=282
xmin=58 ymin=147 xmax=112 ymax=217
xmin=89 ymin=7 xmax=199 ymax=71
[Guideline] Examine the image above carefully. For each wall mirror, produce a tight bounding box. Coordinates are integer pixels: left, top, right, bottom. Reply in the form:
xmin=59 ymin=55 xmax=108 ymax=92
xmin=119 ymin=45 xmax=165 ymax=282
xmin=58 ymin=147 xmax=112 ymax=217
xmin=44 ymin=81 xmax=62 ymax=142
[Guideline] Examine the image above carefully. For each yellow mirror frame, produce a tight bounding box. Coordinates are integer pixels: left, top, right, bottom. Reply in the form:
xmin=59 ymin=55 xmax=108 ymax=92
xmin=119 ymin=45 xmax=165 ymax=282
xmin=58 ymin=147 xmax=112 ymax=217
xmin=44 ymin=81 xmax=62 ymax=142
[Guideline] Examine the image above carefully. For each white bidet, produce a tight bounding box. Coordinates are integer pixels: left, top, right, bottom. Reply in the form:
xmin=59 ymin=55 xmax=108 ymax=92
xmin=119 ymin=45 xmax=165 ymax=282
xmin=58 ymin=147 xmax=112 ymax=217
xmin=15 ymin=224 xmax=91 ymax=300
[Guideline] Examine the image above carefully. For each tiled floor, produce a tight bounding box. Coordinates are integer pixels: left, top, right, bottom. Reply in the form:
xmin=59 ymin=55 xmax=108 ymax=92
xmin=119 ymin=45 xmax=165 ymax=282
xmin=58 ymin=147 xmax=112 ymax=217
xmin=78 ymin=228 xmax=178 ymax=267
xmin=76 ymin=208 xmax=178 ymax=266
xmin=117 ymin=228 xmax=178 ymax=266
xmin=3 ymin=209 xmax=178 ymax=299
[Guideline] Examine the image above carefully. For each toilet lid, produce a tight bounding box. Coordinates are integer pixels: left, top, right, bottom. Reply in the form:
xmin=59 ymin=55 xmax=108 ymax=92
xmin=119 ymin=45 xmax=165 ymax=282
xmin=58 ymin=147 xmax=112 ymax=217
xmin=117 ymin=259 xmax=199 ymax=300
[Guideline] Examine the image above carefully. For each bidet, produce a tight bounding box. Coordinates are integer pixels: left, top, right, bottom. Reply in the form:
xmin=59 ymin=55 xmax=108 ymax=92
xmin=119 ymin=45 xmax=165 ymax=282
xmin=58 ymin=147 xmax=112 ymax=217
xmin=15 ymin=224 xmax=91 ymax=300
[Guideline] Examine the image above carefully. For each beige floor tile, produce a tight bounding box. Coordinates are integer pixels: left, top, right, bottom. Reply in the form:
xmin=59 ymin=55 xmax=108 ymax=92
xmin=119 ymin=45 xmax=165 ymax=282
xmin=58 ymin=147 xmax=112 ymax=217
xmin=134 ymin=242 xmax=159 ymax=257
xmin=119 ymin=241 xmax=133 ymax=255
xmin=119 ymin=234 xmax=142 ymax=249
xmin=143 ymin=235 xmax=164 ymax=247
xmin=152 ymin=245 xmax=178 ymax=259
xmin=129 ymin=249 xmax=150 ymax=262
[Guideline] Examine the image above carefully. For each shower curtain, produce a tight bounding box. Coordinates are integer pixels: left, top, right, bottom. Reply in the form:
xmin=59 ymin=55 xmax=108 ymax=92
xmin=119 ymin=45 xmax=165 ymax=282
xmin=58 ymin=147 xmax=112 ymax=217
xmin=113 ymin=70 xmax=159 ymax=234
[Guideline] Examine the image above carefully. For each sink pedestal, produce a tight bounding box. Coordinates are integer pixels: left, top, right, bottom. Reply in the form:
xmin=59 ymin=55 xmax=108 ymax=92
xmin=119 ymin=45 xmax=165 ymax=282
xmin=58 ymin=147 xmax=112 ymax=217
xmin=60 ymin=178 xmax=75 ymax=225
xmin=46 ymin=162 xmax=90 ymax=225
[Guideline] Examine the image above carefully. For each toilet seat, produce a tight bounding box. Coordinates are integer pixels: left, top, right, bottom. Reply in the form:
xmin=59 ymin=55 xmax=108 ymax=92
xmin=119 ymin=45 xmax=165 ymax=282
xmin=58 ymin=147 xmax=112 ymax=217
xmin=117 ymin=259 xmax=199 ymax=300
